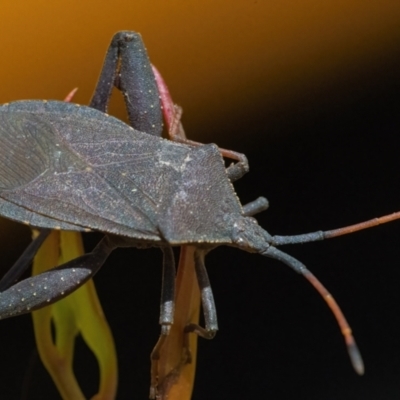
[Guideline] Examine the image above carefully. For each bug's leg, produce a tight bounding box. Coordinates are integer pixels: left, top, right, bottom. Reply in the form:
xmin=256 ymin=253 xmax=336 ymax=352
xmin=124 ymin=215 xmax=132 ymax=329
xmin=0 ymin=229 xmax=51 ymax=292
xmin=150 ymin=247 xmax=176 ymax=397
xmin=169 ymin=107 xmax=249 ymax=182
xmin=184 ymin=249 xmax=218 ymax=341
xmin=90 ymin=31 xmax=163 ymax=136
xmin=152 ymin=66 xmax=249 ymax=181
xmin=242 ymin=197 xmax=269 ymax=217
xmin=0 ymin=235 xmax=118 ymax=320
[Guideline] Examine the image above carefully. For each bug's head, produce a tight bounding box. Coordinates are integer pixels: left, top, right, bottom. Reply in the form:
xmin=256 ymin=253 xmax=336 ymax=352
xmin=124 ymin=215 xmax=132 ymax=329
xmin=231 ymin=215 xmax=273 ymax=253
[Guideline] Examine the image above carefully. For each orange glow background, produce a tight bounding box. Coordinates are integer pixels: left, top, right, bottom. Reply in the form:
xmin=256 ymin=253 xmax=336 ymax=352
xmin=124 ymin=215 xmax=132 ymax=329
xmin=1 ymin=1 xmax=400 ymax=140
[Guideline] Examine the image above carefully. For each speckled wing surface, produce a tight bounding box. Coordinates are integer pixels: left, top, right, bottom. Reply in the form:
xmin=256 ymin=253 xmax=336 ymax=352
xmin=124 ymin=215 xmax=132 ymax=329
xmin=0 ymin=101 xmax=188 ymax=240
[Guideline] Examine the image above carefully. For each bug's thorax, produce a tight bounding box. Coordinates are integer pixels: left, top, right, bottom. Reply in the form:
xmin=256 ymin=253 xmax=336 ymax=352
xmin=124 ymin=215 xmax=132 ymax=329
xmin=157 ymin=144 xmax=245 ymax=245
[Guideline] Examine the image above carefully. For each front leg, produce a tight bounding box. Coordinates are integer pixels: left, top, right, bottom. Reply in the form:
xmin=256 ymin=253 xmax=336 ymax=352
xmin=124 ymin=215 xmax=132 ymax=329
xmin=184 ymin=249 xmax=218 ymax=340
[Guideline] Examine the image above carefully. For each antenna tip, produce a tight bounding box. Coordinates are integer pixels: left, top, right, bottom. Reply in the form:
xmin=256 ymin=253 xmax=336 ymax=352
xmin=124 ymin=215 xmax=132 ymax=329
xmin=347 ymin=341 xmax=364 ymax=375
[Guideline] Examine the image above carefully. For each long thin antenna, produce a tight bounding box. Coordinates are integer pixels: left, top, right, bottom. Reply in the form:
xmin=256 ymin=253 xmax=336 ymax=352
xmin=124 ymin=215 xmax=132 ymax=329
xmin=262 ymin=245 xmax=364 ymax=375
xmin=272 ymin=211 xmax=400 ymax=246
xmin=323 ymin=211 xmax=400 ymax=238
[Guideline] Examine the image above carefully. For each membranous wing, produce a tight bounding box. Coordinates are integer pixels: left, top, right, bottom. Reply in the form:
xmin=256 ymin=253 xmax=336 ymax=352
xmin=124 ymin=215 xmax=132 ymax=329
xmin=0 ymin=101 xmax=193 ymax=241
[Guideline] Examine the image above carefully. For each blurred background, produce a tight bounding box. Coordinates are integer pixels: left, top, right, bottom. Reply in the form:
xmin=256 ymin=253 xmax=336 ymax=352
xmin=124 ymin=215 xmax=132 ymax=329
xmin=1 ymin=1 xmax=400 ymax=399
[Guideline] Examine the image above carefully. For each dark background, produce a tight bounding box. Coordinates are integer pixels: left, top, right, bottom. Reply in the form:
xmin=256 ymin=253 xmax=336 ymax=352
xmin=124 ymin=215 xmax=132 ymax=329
xmin=1 ymin=1 xmax=400 ymax=399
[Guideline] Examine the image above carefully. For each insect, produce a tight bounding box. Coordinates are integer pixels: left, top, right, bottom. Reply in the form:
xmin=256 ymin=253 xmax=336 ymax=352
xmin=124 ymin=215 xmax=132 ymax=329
xmin=0 ymin=30 xmax=400 ymax=395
